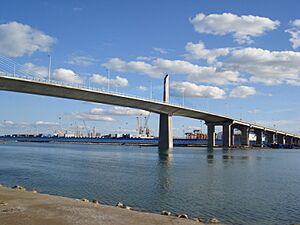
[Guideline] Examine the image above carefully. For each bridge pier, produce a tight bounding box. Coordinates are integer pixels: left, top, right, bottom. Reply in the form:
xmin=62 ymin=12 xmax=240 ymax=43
xmin=158 ymin=75 xmax=173 ymax=153
xmin=266 ymin=132 xmax=275 ymax=144
xmin=232 ymin=124 xmax=250 ymax=147
xmin=277 ymin=134 xmax=285 ymax=145
xmin=285 ymin=136 xmax=292 ymax=145
xmin=159 ymin=113 xmax=173 ymax=151
xmin=231 ymin=126 xmax=235 ymax=146
xmin=293 ymin=137 xmax=300 ymax=145
xmin=254 ymin=129 xmax=264 ymax=147
xmin=223 ymin=123 xmax=232 ymax=148
xmin=206 ymin=123 xmax=216 ymax=148
xmin=240 ymin=126 xmax=250 ymax=146
xmin=206 ymin=122 xmax=234 ymax=148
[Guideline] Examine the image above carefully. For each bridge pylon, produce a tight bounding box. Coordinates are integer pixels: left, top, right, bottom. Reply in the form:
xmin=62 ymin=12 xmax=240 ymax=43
xmin=158 ymin=75 xmax=173 ymax=153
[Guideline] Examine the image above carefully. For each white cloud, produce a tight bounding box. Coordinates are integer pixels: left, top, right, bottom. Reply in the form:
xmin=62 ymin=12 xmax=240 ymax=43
xmin=103 ymin=57 xmax=244 ymax=85
xmin=248 ymin=109 xmax=260 ymax=114
xmin=22 ymin=63 xmax=48 ymax=78
xmin=170 ymin=81 xmax=226 ymax=99
xmin=35 ymin=121 xmax=59 ymax=126
xmin=20 ymin=63 xmax=88 ymax=86
xmin=66 ymin=55 xmax=97 ymax=66
xmin=73 ymin=7 xmax=83 ymax=12
xmin=184 ymin=41 xmax=230 ymax=63
xmin=230 ymin=86 xmax=256 ymax=98
xmin=71 ymin=107 xmax=114 ymax=121
xmin=0 ymin=120 xmax=58 ymax=129
xmin=3 ymin=120 xmax=14 ymax=125
xmin=137 ymin=85 xmax=148 ymax=91
xmin=292 ymin=19 xmax=300 ymax=27
xmin=286 ymin=19 xmax=300 ymax=49
xmin=190 ymin=13 xmax=279 ymax=44
xmin=286 ymin=80 xmax=300 ymax=86
xmin=72 ymin=113 xmax=114 ymax=122
xmin=136 ymin=56 xmax=154 ymax=61
xmin=71 ymin=106 xmax=149 ymax=122
xmin=88 ymin=107 xmax=149 ymax=117
xmin=52 ymin=68 xmax=83 ymax=84
xmin=184 ymin=65 xmax=244 ymax=85
xmin=107 ymin=107 xmax=149 ymax=116
xmin=103 ymin=58 xmax=160 ymax=77
xmin=0 ymin=21 xmax=56 ymax=57
xmin=153 ymin=47 xmax=168 ymax=54
xmin=224 ymin=47 xmax=300 ymax=85
xmin=91 ymin=74 xmax=128 ymax=87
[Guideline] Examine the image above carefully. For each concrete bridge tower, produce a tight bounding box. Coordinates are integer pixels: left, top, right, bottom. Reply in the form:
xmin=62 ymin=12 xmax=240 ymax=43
xmin=158 ymin=75 xmax=173 ymax=152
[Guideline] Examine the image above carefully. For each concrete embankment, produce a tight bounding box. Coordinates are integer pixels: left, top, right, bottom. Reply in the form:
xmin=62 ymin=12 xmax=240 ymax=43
xmin=0 ymin=185 xmax=223 ymax=225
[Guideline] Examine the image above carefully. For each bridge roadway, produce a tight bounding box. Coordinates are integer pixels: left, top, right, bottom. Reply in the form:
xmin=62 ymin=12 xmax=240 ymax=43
xmin=0 ymin=74 xmax=299 ymax=150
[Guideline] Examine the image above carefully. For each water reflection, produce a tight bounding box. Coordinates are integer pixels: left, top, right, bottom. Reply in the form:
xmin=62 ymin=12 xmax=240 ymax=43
xmin=207 ymin=148 xmax=214 ymax=163
xmin=222 ymin=148 xmax=233 ymax=161
xmin=158 ymin=148 xmax=173 ymax=156
xmin=157 ymin=152 xmax=173 ymax=192
xmin=206 ymin=148 xmax=263 ymax=163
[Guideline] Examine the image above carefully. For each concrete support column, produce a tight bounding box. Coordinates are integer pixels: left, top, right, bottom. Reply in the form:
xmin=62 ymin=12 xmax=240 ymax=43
xmin=266 ymin=132 xmax=275 ymax=144
xmin=277 ymin=134 xmax=284 ymax=144
xmin=206 ymin=123 xmax=216 ymax=148
xmin=159 ymin=74 xmax=173 ymax=153
xmin=231 ymin=126 xmax=235 ymax=146
xmin=241 ymin=126 xmax=250 ymax=146
xmin=223 ymin=123 xmax=232 ymax=148
xmin=255 ymin=130 xmax=264 ymax=147
xmin=291 ymin=137 xmax=295 ymax=145
xmin=285 ymin=136 xmax=292 ymax=145
xmin=292 ymin=138 xmax=296 ymax=145
xmin=293 ymin=138 xmax=299 ymax=145
xmin=159 ymin=113 xmax=173 ymax=151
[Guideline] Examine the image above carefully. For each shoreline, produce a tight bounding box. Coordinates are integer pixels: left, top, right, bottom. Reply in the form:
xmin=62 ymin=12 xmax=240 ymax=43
xmin=2 ymin=137 xmax=299 ymax=149
xmin=0 ymin=139 xmax=217 ymax=148
xmin=0 ymin=185 xmax=223 ymax=225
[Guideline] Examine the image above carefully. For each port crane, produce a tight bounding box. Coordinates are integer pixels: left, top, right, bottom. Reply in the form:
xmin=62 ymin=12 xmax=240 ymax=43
xmin=82 ymin=120 xmax=89 ymax=137
xmin=136 ymin=113 xmax=151 ymax=137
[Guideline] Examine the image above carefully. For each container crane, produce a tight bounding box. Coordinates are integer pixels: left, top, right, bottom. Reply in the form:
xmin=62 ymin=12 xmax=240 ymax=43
xmin=136 ymin=113 xmax=151 ymax=137
xmin=82 ymin=120 xmax=89 ymax=137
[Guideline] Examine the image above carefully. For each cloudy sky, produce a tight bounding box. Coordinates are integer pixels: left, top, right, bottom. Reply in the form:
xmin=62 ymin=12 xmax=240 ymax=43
xmin=0 ymin=0 xmax=300 ymax=137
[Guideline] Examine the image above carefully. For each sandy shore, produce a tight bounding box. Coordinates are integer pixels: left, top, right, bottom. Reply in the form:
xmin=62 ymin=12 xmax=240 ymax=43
xmin=0 ymin=185 xmax=223 ymax=225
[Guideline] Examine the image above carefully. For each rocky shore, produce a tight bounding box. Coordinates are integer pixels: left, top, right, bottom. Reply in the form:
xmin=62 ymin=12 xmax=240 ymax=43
xmin=0 ymin=185 xmax=224 ymax=225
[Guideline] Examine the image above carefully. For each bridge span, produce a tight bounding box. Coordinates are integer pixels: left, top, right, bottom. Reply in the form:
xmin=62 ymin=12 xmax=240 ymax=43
xmin=0 ymin=73 xmax=299 ymax=152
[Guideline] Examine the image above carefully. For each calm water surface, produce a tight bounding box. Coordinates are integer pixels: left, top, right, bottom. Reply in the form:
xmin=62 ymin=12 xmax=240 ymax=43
xmin=0 ymin=142 xmax=299 ymax=225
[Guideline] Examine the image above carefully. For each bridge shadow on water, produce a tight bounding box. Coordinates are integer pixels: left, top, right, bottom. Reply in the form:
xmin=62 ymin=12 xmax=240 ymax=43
xmin=156 ymin=149 xmax=173 ymax=193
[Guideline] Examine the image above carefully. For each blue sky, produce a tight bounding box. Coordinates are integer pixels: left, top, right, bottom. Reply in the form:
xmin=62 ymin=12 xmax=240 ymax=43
xmin=0 ymin=0 xmax=300 ymax=137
